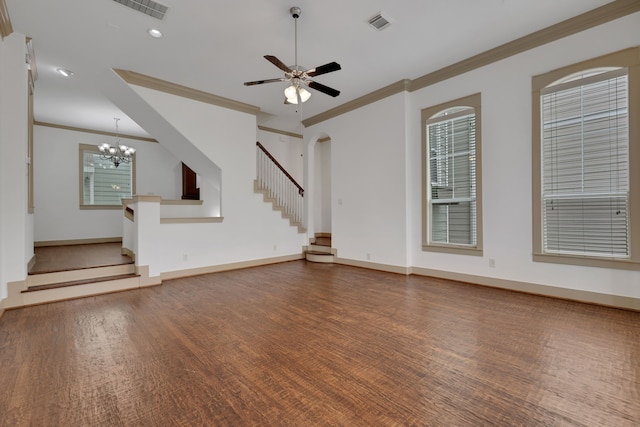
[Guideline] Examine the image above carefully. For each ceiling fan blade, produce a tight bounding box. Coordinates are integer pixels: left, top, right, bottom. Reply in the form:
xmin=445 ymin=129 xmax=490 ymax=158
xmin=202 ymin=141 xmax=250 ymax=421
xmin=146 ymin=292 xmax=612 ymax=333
xmin=308 ymin=81 xmax=340 ymax=97
xmin=306 ymin=61 xmax=341 ymax=77
xmin=244 ymin=78 xmax=286 ymax=86
xmin=264 ymin=55 xmax=293 ymax=73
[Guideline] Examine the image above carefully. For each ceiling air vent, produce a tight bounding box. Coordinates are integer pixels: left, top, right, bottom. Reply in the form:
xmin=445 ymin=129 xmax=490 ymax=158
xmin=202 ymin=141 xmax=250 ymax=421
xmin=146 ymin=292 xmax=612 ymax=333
xmin=112 ymin=0 xmax=169 ymax=20
xmin=368 ymin=13 xmax=391 ymax=31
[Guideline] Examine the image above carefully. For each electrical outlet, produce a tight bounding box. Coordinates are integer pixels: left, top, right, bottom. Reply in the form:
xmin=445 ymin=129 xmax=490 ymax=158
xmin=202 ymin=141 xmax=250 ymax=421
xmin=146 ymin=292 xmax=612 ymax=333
xmin=182 ymin=254 xmax=188 ymax=262
xmin=273 ymin=244 xmax=277 ymax=251
xmin=489 ymin=258 xmax=496 ymax=268
xmin=366 ymin=253 xmax=371 ymax=260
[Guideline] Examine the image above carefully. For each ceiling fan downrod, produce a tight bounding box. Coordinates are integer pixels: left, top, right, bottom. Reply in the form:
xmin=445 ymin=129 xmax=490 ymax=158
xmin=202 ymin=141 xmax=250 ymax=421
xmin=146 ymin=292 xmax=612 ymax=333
xmin=291 ymin=7 xmax=301 ymax=70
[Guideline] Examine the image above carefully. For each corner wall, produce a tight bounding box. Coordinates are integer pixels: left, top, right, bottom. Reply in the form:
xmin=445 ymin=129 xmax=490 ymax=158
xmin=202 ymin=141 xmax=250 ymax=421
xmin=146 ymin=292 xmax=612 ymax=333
xmin=0 ymin=32 xmax=31 ymax=302
xmin=306 ymin=92 xmax=410 ymax=267
xmin=306 ymin=12 xmax=640 ymax=302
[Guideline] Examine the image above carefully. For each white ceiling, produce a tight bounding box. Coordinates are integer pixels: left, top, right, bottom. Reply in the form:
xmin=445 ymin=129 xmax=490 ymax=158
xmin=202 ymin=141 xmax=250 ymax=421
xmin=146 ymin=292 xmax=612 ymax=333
xmin=6 ymin=0 xmax=612 ymax=137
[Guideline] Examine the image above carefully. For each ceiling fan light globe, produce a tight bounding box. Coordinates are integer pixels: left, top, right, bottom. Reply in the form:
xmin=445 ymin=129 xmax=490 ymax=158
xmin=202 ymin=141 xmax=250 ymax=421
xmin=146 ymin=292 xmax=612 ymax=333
xmin=299 ymin=87 xmax=311 ymax=102
xmin=284 ymin=85 xmax=297 ymax=99
xmin=284 ymin=85 xmax=311 ymax=104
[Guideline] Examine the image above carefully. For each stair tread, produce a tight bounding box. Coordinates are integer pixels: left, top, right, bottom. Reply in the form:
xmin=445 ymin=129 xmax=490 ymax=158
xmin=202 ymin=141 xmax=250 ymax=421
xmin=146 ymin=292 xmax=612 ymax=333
xmin=23 ymin=273 xmax=140 ymax=293
xmin=312 ymin=237 xmax=331 ymax=247
xmin=28 ymin=261 xmax=134 ymax=275
xmin=306 ymin=251 xmax=335 ymax=256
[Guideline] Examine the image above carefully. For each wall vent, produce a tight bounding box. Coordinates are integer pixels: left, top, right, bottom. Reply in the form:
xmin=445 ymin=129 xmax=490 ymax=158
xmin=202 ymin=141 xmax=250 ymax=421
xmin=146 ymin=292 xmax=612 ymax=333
xmin=112 ymin=0 xmax=169 ymax=20
xmin=368 ymin=13 xmax=391 ymax=31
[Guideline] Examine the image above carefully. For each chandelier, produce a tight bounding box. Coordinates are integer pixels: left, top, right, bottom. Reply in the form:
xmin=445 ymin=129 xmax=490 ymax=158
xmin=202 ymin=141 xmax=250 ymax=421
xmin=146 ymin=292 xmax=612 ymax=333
xmin=97 ymin=118 xmax=136 ymax=168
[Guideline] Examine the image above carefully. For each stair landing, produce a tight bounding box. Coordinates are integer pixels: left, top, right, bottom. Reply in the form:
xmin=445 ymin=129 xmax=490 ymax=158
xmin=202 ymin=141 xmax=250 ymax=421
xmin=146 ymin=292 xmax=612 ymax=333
xmin=8 ymin=243 xmax=143 ymax=308
xmin=305 ymin=235 xmax=336 ymax=263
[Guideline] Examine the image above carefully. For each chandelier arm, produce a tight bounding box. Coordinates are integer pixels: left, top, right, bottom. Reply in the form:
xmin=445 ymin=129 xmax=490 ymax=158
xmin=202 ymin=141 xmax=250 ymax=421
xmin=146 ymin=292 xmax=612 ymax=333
xmin=94 ymin=117 xmax=135 ymax=168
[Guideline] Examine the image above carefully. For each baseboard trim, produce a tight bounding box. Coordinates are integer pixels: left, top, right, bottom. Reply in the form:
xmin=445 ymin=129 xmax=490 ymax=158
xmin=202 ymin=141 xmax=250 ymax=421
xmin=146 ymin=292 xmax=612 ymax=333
xmin=332 ymin=257 xmax=640 ymax=311
xmin=136 ymin=265 xmax=161 ymax=287
xmin=161 ymin=253 xmax=305 ymax=281
xmin=0 ymin=298 xmax=5 ymax=321
xmin=122 ymin=247 xmax=135 ymax=262
xmin=6 ymin=254 xmax=637 ymax=313
xmin=34 ymin=237 xmax=122 ymax=247
xmin=410 ymin=266 xmax=640 ymax=312
xmin=335 ymin=258 xmax=411 ymax=275
xmin=27 ymin=254 xmax=36 ymax=271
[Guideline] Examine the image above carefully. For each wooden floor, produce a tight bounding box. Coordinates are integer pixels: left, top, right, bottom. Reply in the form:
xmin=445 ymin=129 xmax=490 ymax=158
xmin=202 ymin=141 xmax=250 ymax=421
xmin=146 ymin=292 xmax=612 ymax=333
xmin=29 ymin=243 xmax=133 ymax=274
xmin=1 ymin=261 xmax=639 ymax=426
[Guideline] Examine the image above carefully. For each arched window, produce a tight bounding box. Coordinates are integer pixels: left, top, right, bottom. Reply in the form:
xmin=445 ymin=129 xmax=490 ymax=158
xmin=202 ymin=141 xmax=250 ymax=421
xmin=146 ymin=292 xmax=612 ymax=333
xmin=532 ymin=47 xmax=640 ymax=269
xmin=422 ymin=93 xmax=482 ymax=255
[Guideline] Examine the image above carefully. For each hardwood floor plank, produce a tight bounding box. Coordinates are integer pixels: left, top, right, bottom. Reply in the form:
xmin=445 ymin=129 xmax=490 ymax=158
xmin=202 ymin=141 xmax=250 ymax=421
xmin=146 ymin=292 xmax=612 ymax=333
xmin=1 ymin=261 xmax=638 ymax=426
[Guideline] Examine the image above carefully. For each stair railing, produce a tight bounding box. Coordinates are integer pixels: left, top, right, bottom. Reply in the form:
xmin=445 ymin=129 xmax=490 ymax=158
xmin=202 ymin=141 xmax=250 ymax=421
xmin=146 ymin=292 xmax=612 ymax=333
xmin=256 ymin=141 xmax=304 ymax=225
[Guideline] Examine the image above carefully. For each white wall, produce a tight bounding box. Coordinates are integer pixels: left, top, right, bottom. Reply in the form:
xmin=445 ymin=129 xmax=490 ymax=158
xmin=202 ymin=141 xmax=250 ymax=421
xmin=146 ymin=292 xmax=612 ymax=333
xmin=307 ymin=12 xmax=640 ymax=299
xmin=313 ymin=140 xmax=331 ymax=233
xmin=306 ymin=93 xmax=410 ymax=266
xmin=257 ymin=128 xmax=303 ymax=184
xmin=124 ymin=86 xmax=306 ymax=277
xmin=33 ymin=125 xmax=181 ymax=242
xmin=0 ymin=32 xmax=32 ymax=301
xmin=409 ymin=12 xmax=640 ymax=299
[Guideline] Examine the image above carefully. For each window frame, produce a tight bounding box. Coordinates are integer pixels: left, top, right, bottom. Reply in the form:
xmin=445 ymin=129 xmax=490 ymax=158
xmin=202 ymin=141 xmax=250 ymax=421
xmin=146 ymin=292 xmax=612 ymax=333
xmin=421 ymin=92 xmax=483 ymax=256
xmin=79 ymin=143 xmax=136 ymax=210
xmin=532 ymin=47 xmax=640 ymax=270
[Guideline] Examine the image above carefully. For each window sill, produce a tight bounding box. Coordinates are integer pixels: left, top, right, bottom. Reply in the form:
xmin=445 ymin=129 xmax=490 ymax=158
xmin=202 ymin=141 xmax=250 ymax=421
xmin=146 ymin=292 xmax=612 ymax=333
xmin=422 ymin=244 xmax=483 ymax=257
xmin=533 ymin=253 xmax=640 ymax=270
xmin=80 ymin=204 xmax=123 ymax=210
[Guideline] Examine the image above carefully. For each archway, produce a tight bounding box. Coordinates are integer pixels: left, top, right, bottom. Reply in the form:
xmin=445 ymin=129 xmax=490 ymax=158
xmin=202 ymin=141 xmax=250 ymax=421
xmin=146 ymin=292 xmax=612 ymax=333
xmin=304 ymin=132 xmax=332 ymax=242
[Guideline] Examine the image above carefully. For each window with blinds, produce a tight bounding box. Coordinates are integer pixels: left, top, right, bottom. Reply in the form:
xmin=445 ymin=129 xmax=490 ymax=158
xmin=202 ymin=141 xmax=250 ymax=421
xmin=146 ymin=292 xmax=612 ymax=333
xmin=79 ymin=144 xmax=135 ymax=209
xmin=540 ymin=68 xmax=629 ymax=258
xmin=422 ymin=93 xmax=482 ymax=255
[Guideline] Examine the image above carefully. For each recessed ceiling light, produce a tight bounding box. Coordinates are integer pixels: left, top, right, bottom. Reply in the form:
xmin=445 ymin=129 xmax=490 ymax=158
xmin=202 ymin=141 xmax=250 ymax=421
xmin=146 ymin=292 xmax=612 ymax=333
xmin=56 ymin=68 xmax=74 ymax=77
xmin=147 ymin=28 xmax=163 ymax=38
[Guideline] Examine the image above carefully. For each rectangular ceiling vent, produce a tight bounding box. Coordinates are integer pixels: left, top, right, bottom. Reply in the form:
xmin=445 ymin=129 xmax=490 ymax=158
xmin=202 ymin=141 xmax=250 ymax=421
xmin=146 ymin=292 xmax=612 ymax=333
xmin=368 ymin=13 xmax=391 ymax=31
xmin=112 ymin=0 xmax=169 ymax=20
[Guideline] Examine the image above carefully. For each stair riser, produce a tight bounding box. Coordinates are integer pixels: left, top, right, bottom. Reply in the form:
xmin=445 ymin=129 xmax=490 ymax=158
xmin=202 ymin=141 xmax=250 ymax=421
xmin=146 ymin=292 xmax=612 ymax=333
xmin=21 ymin=276 xmax=141 ymax=307
xmin=306 ymin=253 xmax=336 ymax=263
xmin=27 ymin=264 xmax=136 ymax=287
xmin=254 ymin=180 xmax=306 ymax=233
xmin=307 ymin=245 xmax=335 ymax=254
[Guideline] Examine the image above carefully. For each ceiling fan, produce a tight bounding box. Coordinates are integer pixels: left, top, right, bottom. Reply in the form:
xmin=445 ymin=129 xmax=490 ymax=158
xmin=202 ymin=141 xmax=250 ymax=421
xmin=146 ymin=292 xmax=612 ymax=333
xmin=243 ymin=6 xmax=341 ymax=105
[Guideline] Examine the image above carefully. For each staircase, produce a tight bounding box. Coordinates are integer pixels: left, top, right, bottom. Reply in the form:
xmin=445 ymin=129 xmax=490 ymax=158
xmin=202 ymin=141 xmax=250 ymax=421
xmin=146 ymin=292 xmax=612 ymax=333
xmin=21 ymin=263 xmax=140 ymax=306
xmin=254 ymin=180 xmax=305 ymax=232
xmin=5 ymin=243 xmax=142 ymax=308
xmin=305 ymin=234 xmax=336 ymax=263
xmin=255 ymin=141 xmax=305 ymax=233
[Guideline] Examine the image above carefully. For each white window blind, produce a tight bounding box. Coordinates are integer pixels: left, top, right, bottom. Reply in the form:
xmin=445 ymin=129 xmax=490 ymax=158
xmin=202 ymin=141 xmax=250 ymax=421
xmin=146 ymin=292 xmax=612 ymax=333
xmin=427 ymin=108 xmax=477 ymax=246
xmin=541 ymin=68 xmax=629 ymax=257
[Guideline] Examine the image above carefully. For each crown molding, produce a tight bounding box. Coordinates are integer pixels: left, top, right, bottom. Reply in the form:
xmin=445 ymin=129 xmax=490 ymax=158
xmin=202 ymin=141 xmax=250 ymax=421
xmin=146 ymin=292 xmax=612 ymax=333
xmin=0 ymin=0 xmax=13 ymax=39
xmin=302 ymin=79 xmax=411 ymax=128
xmin=304 ymin=0 xmax=640 ymax=127
xmin=34 ymin=121 xmax=158 ymax=143
xmin=114 ymin=69 xmax=260 ymax=116
xmin=257 ymin=125 xmax=303 ymax=139
xmin=411 ymin=0 xmax=640 ymax=92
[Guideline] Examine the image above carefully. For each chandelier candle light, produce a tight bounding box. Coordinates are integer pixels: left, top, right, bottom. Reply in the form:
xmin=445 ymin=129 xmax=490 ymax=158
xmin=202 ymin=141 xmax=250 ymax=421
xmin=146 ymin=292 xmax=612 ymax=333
xmin=98 ymin=118 xmax=135 ymax=168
